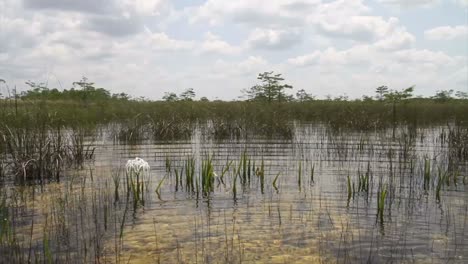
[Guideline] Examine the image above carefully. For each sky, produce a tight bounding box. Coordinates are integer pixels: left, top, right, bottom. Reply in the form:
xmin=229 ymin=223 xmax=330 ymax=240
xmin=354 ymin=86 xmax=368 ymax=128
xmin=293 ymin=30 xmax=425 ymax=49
xmin=0 ymin=0 xmax=467 ymax=100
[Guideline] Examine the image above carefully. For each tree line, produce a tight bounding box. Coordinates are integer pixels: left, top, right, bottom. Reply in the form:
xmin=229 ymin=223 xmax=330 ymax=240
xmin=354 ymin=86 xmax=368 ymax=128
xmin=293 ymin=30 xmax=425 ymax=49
xmin=1 ymin=73 xmax=467 ymax=103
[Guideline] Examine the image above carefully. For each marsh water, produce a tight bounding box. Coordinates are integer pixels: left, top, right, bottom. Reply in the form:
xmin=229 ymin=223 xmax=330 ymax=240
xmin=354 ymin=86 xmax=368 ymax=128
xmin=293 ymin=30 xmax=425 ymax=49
xmin=2 ymin=124 xmax=467 ymax=263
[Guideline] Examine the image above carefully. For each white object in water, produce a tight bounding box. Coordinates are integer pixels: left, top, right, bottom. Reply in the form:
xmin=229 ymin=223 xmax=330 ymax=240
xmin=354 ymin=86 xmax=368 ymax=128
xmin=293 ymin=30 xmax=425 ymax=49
xmin=126 ymin=157 xmax=150 ymax=175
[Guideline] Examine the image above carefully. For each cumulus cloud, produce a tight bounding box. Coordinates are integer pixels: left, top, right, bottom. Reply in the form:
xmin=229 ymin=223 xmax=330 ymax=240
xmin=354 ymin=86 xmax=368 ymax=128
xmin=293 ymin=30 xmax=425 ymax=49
xmin=376 ymin=0 xmax=440 ymax=8
xmin=393 ymin=49 xmax=462 ymax=69
xmin=119 ymin=0 xmax=170 ymax=16
xmin=289 ymin=46 xmax=458 ymax=70
xmin=124 ymin=31 xmax=194 ymax=52
xmin=22 ymin=0 xmax=175 ymax=38
xmin=453 ymin=0 xmax=468 ymax=7
xmin=424 ymin=25 xmax=468 ymax=40
xmin=312 ymin=0 xmax=370 ymax=18
xmin=288 ymin=45 xmax=375 ymax=67
xmin=0 ymin=17 xmax=42 ymax=53
xmin=288 ymin=46 xmax=466 ymax=97
xmin=313 ymin=15 xmax=414 ymax=46
xmin=23 ymin=0 xmax=116 ymax=13
xmin=83 ymin=16 xmax=144 ymax=37
xmin=23 ymin=0 xmax=171 ymax=16
xmin=246 ymin=28 xmax=302 ymax=50
xmin=200 ymin=32 xmax=241 ymax=55
xmin=210 ymin=56 xmax=269 ymax=77
xmin=191 ymin=0 xmax=320 ymax=26
xmin=374 ymin=30 xmax=415 ymax=51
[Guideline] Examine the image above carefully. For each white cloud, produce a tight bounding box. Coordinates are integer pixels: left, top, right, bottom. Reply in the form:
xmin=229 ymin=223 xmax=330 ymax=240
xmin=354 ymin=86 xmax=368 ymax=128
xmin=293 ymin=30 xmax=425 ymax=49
xmin=312 ymin=0 xmax=370 ymax=18
xmin=0 ymin=16 xmax=42 ymax=53
xmin=393 ymin=49 xmax=458 ymax=65
xmin=246 ymin=28 xmax=302 ymax=50
xmin=374 ymin=30 xmax=415 ymax=51
xmin=118 ymin=0 xmax=170 ymax=16
xmin=290 ymin=46 xmax=458 ymax=69
xmin=23 ymin=0 xmax=172 ymax=17
xmin=424 ymin=25 xmax=468 ymax=40
xmin=191 ymin=0 xmax=320 ymax=26
xmin=376 ymin=0 xmax=440 ymax=8
xmin=453 ymin=0 xmax=468 ymax=7
xmin=200 ymin=32 xmax=241 ymax=55
xmin=287 ymin=51 xmax=321 ymax=67
xmin=288 ymin=46 xmax=375 ymax=67
xmin=193 ymin=1 xmax=413 ymax=50
xmin=310 ymin=15 xmax=415 ymax=50
xmin=140 ymin=31 xmax=194 ymax=51
xmin=209 ymin=56 xmax=270 ymax=77
xmin=237 ymin=56 xmax=269 ymax=73
xmin=313 ymin=16 xmax=378 ymax=40
xmin=288 ymin=46 xmax=466 ymax=98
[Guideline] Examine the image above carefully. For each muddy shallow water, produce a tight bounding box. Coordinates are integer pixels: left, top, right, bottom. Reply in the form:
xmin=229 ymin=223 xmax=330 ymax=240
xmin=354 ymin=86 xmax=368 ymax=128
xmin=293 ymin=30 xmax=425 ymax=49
xmin=2 ymin=124 xmax=467 ymax=263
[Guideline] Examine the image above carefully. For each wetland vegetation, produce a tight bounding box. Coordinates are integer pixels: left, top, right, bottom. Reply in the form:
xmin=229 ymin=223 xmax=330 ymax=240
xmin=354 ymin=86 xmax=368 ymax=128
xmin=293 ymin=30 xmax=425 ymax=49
xmin=0 ymin=76 xmax=467 ymax=263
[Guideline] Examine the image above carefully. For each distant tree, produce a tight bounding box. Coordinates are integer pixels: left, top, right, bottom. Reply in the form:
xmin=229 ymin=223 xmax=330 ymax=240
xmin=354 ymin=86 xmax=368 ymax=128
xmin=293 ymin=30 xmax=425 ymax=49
xmin=362 ymin=95 xmax=374 ymax=102
xmin=22 ymin=77 xmax=111 ymax=102
xmin=0 ymin=79 xmax=4 ymax=98
xmin=383 ymin=86 xmax=414 ymax=102
xmin=112 ymin=92 xmax=130 ymax=100
xmin=180 ymin=88 xmax=195 ymax=101
xmin=162 ymin=92 xmax=179 ymax=102
xmin=71 ymin=77 xmax=110 ymax=102
xmin=23 ymin=81 xmax=49 ymax=99
xmin=243 ymin=85 xmax=266 ymax=101
xmin=284 ymin=94 xmax=295 ymax=101
xmin=296 ymin=89 xmax=315 ymax=102
xmin=200 ymin=96 xmax=209 ymax=102
xmin=136 ymin=96 xmax=149 ymax=101
xmin=432 ymin=90 xmax=454 ymax=102
xmin=383 ymin=86 xmax=414 ymax=138
xmin=72 ymin=76 xmax=95 ymax=91
xmin=375 ymin=85 xmax=389 ymax=101
xmin=455 ymin=90 xmax=468 ymax=99
xmin=243 ymin=71 xmax=293 ymax=102
xmin=334 ymin=94 xmax=349 ymax=101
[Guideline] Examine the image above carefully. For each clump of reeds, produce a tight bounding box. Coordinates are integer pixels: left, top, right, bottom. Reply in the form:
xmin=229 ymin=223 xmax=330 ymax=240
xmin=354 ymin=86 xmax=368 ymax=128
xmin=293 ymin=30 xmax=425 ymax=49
xmin=298 ymin=161 xmax=302 ymax=190
xmin=201 ymin=155 xmax=215 ymax=196
xmin=0 ymin=125 xmax=64 ymax=183
xmin=165 ymin=155 xmax=172 ymax=173
xmin=357 ymin=170 xmax=370 ymax=193
xmin=376 ymin=184 xmax=388 ymax=224
xmin=346 ymin=175 xmax=353 ymax=207
xmin=423 ymin=158 xmax=431 ymax=191
xmin=257 ymin=159 xmax=265 ymax=194
xmin=112 ymin=168 xmax=121 ymax=202
xmin=310 ymin=163 xmax=315 ymax=185
xmin=184 ymin=157 xmax=195 ymax=193
xmin=435 ymin=167 xmax=449 ymax=202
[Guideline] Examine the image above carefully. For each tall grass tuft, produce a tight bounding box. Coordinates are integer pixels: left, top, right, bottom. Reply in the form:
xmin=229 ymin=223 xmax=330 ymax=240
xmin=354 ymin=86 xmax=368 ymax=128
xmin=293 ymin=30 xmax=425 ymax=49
xmin=435 ymin=167 xmax=447 ymax=202
xmin=201 ymin=155 xmax=215 ymax=196
xmin=424 ymin=158 xmax=431 ymax=191
xmin=310 ymin=163 xmax=315 ymax=185
xmin=272 ymin=172 xmax=281 ymax=193
xmin=376 ymin=184 xmax=388 ymax=224
xmin=346 ymin=175 xmax=352 ymax=207
xmin=185 ymin=157 xmax=195 ymax=193
xmin=298 ymin=161 xmax=302 ymax=190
